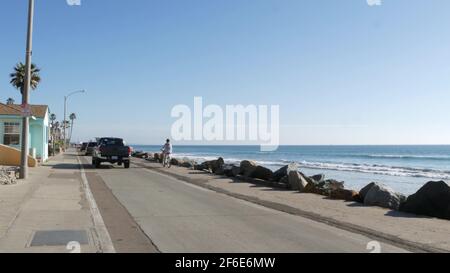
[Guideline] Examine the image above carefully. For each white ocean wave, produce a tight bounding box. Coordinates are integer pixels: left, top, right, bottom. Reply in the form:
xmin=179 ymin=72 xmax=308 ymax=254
xmin=136 ymin=148 xmax=450 ymax=180
xmin=297 ymin=161 xmax=450 ymax=180
xmin=349 ymin=154 xmax=450 ymax=160
xmin=172 ymin=154 xmax=450 ymax=180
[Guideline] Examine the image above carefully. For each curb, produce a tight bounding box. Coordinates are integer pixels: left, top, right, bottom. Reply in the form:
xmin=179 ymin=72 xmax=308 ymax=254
xmin=77 ymin=156 xmax=116 ymax=253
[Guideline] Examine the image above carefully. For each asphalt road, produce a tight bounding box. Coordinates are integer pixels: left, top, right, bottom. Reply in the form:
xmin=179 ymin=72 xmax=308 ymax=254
xmin=84 ymin=159 xmax=407 ymax=253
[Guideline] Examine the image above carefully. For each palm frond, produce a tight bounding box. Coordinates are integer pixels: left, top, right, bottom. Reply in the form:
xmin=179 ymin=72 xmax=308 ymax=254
xmin=9 ymin=62 xmax=41 ymax=92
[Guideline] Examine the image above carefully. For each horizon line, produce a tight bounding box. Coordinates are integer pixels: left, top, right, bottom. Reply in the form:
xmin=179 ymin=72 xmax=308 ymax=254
xmin=128 ymin=144 xmax=450 ymax=147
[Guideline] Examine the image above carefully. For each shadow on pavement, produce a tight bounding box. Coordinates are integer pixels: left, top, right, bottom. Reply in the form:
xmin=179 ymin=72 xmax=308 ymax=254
xmin=346 ymin=202 xmax=366 ymax=208
xmin=51 ymin=163 xmax=85 ymax=170
xmin=63 ymin=153 xmax=82 ymax=157
xmin=51 ymin=163 xmax=125 ymax=170
xmin=384 ymin=210 xmax=432 ymax=219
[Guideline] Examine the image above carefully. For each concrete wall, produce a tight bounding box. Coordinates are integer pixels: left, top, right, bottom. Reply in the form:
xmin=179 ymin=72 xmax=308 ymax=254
xmin=0 ymin=144 xmax=37 ymax=167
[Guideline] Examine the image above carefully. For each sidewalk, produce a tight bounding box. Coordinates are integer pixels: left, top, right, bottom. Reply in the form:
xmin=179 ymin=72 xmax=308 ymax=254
xmin=0 ymin=152 xmax=102 ymax=253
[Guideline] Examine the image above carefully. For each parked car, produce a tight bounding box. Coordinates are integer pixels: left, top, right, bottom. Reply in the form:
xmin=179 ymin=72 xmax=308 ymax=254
xmin=85 ymin=142 xmax=97 ymax=156
xmin=80 ymin=142 xmax=88 ymax=152
xmin=92 ymin=137 xmax=132 ymax=168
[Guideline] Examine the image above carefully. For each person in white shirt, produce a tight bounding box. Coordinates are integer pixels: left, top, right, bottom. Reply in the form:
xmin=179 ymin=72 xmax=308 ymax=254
xmin=161 ymin=139 xmax=172 ymax=167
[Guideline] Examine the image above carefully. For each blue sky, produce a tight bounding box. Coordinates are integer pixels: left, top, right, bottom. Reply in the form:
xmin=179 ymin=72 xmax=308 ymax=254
xmin=1 ymin=0 xmax=450 ymax=145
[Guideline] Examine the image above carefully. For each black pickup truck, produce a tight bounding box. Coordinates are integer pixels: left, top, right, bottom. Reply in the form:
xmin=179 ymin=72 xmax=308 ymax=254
xmin=92 ymin=137 xmax=132 ymax=168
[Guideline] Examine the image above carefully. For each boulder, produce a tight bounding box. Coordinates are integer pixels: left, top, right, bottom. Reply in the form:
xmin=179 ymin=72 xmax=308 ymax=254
xmin=364 ymin=183 xmax=406 ymax=210
xmin=310 ymin=174 xmax=325 ymax=183
xmin=170 ymin=158 xmax=181 ymax=166
xmin=180 ymin=161 xmax=194 ymax=168
xmin=218 ymin=165 xmax=241 ymax=177
xmin=399 ymin=181 xmax=450 ymax=220
xmin=273 ymin=165 xmax=288 ymax=182
xmin=324 ymin=179 xmax=345 ymax=192
xmin=288 ymin=170 xmax=310 ymax=192
xmin=211 ymin=158 xmax=225 ymax=173
xmin=214 ymin=162 xmax=232 ymax=176
xmin=240 ymin=160 xmax=258 ymax=177
xmin=231 ymin=166 xmax=241 ymax=177
xmin=250 ymin=166 xmax=274 ymax=181
xmin=195 ymin=158 xmax=225 ymax=174
xmin=194 ymin=163 xmax=208 ymax=171
xmin=304 ymin=179 xmax=344 ymax=195
xmin=134 ymin=152 xmax=149 ymax=159
xmin=215 ymin=168 xmax=225 ymax=176
xmin=303 ymin=180 xmax=322 ymax=194
xmin=352 ymin=193 xmax=364 ymax=203
xmin=222 ymin=165 xmax=236 ymax=177
xmin=329 ymin=189 xmax=360 ymax=201
xmin=154 ymin=153 xmax=162 ymax=162
xmin=322 ymin=180 xmax=345 ymax=195
xmin=285 ymin=163 xmax=310 ymax=192
xmin=279 ymin=175 xmax=289 ymax=184
xmin=359 ymin=182 xmax=376 ymax=201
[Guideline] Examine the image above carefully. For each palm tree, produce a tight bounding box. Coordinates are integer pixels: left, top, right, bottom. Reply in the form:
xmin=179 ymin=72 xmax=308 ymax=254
xmin=69 ymin=113 xmax=77 ymax=143
xmin=62 ymin=120 xmax=70 ymax=130
xmin=49 ymin=114 xmax=57 ymax=155
xmin=9 ymin=62 xmax=41 ymax=96
xmin=52 ymin=121 xmax=61 ymax=154
xmin=61 ymin=120 xmax=70 ymax=146
xmin=54 ymin=121 xmax=60 ymax=141
xmin=61 ymin=120 xmax=70 ymax=139
xmin=50 ymin=113 xmax=57 ymax=124
xmin=50 ymin=113 xmax=57 ymax=138
xmin=6 ymin=98 xmax=15 ymax=105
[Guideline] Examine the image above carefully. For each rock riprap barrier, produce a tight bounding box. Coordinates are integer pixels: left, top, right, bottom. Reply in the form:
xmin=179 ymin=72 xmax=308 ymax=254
xmin=400 ymin=181 xmax=450 ymax=220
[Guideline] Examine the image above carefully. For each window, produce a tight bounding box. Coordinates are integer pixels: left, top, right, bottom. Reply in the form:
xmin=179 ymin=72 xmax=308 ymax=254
xmin=4 ymin=122 xmax=20 ymax=145
xmin=99 ymin=138 xmax=124 ymax=146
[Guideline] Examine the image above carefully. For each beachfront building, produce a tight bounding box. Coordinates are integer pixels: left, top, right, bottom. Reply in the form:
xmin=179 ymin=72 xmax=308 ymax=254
xmin=0 ymin=103 xmax=50 ymax=162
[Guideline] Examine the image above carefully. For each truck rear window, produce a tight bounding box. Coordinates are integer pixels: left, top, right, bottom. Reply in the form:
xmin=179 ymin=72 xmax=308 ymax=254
xmin=100 ymin=138 xmax=124 ymax=146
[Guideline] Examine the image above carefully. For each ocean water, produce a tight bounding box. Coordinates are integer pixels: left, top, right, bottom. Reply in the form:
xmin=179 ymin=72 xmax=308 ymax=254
xmin=131 ymin=145 xmax=450 ymax=195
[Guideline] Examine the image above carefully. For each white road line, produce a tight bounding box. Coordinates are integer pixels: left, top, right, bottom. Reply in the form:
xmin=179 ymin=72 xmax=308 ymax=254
xmin=77 ymin=156 xmax=116 ymax=253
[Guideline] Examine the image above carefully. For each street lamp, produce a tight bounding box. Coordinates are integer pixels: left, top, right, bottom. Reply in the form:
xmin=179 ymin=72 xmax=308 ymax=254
xmin=64 ymin=89 xmax=85 ymax=149
xmin=19 ymin=0 xmax=35 ymax=179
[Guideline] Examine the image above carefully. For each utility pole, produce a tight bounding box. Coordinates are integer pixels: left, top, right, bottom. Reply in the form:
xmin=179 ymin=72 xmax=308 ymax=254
xmin=20 ymin=0 xmax=35 ymax=179
xmin=63 ymin=90 xmax=85 ymax=150
xmin=64 ymin=96 xmax=67 ymax=150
